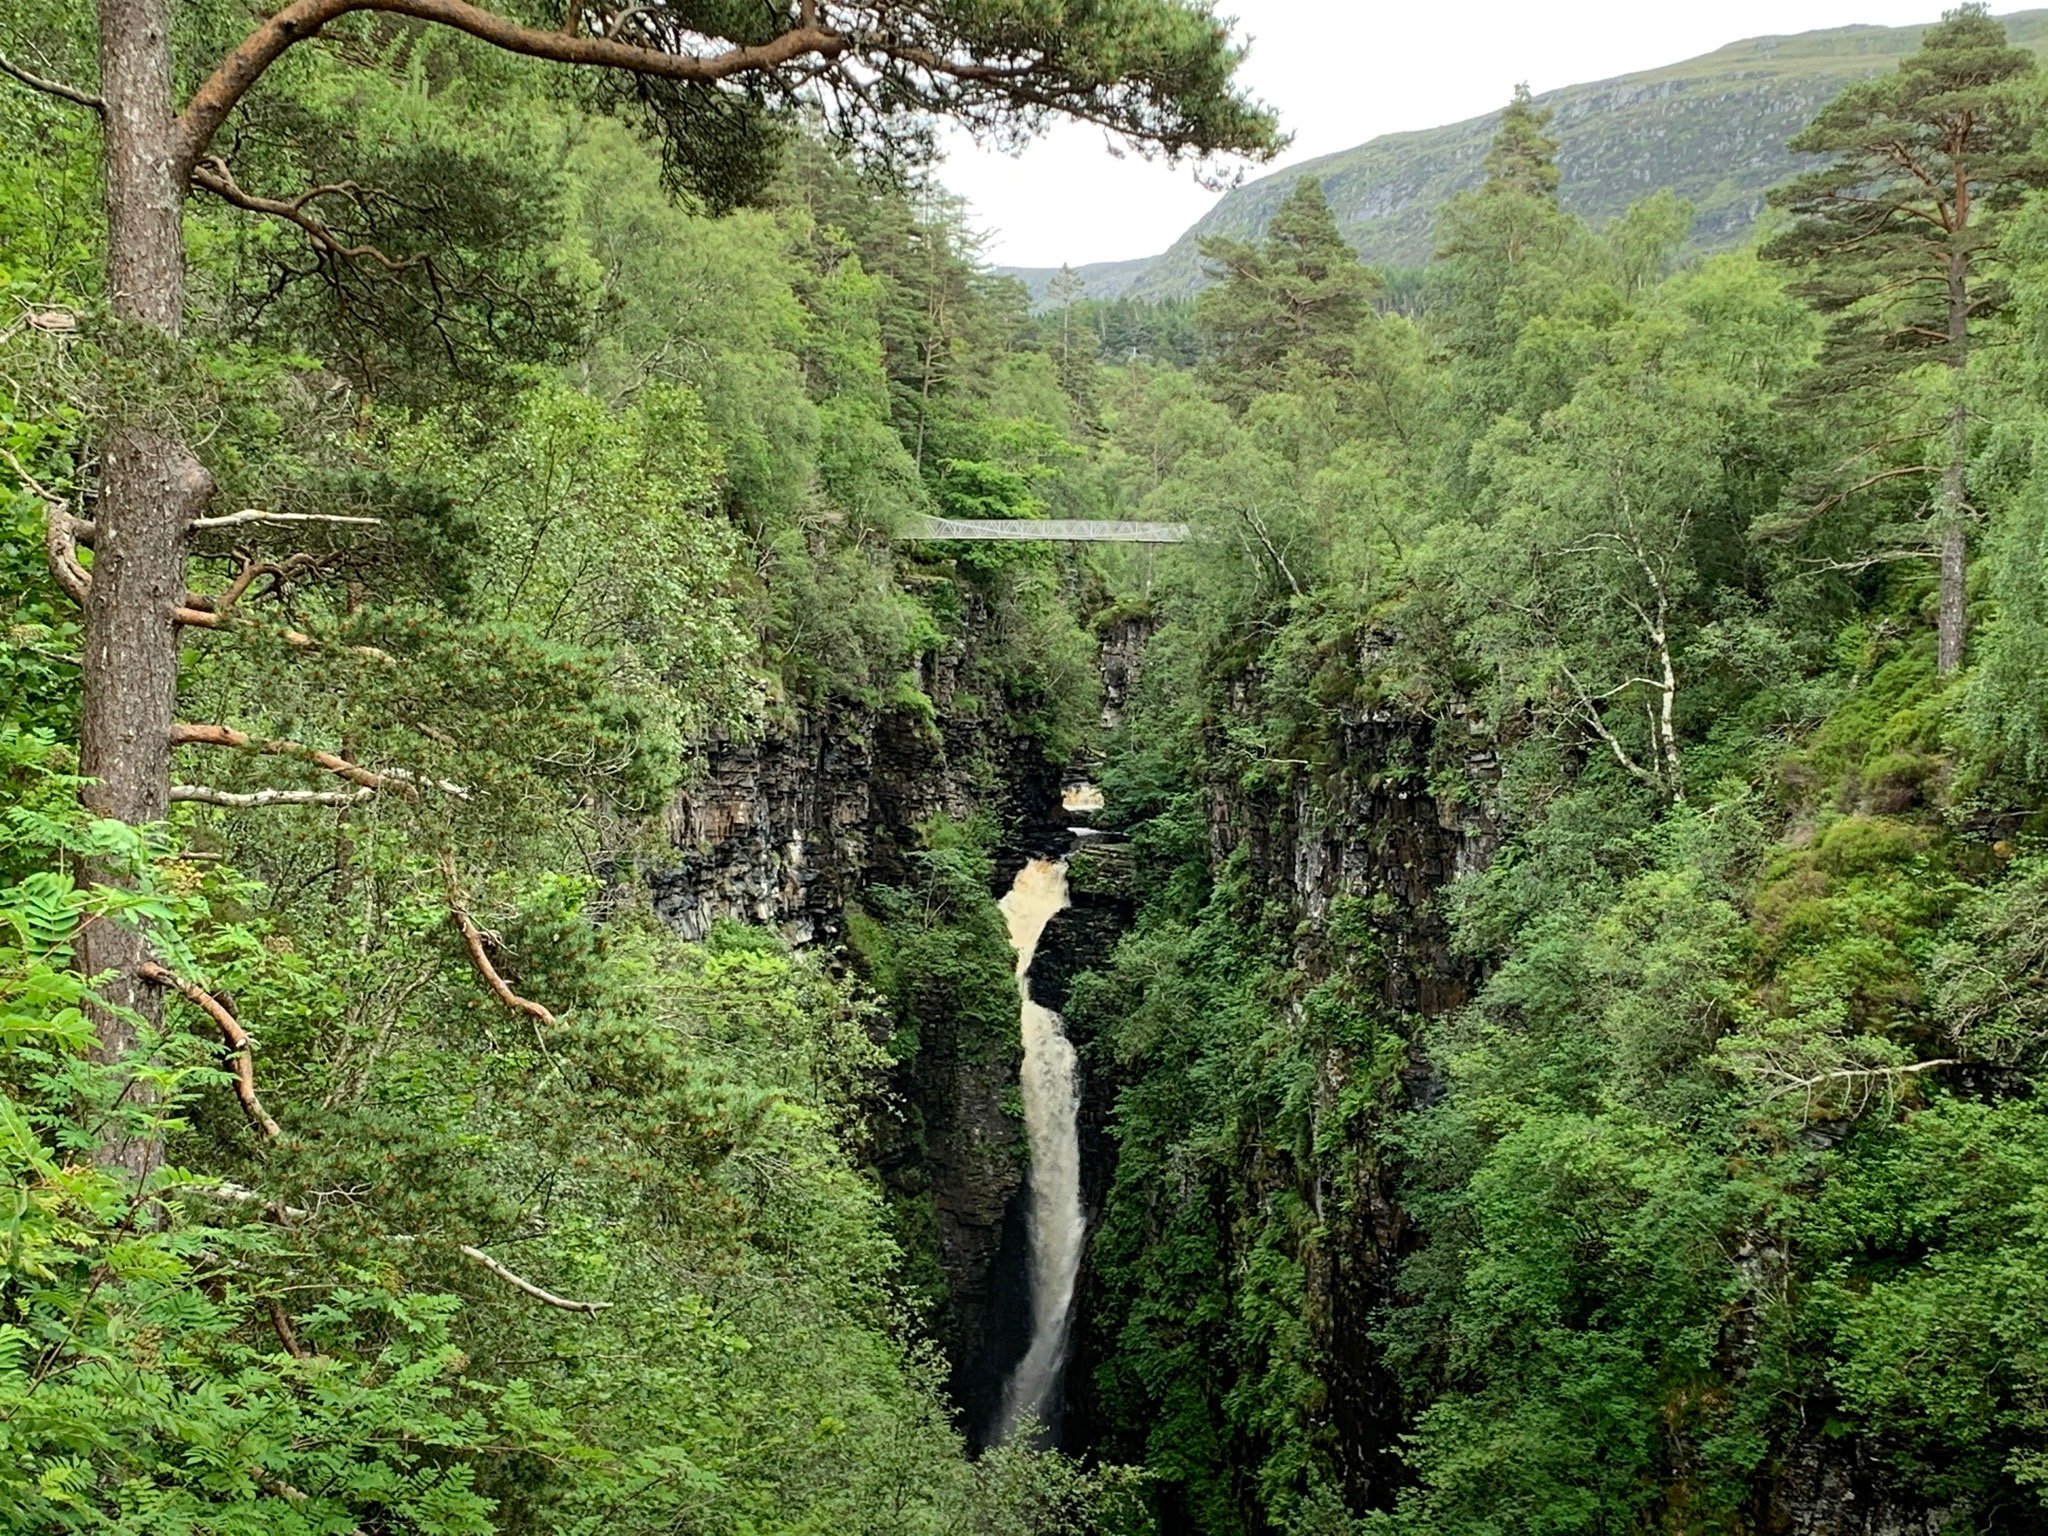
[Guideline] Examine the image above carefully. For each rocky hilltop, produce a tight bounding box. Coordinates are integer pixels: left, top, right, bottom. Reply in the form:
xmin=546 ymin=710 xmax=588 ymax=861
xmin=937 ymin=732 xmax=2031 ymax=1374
xmin=1001 ymin=9 xmax=2048 ymax=304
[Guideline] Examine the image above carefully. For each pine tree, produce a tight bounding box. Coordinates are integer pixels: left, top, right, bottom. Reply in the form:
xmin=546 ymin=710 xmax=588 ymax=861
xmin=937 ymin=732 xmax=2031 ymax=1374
xmin=1765 ymin=4 xmax=2048 ymax=673
xmin=1196 ymin=177 xmax=1379 ymax=408
xmin=1429 ymin=85 xmax=1577 ymax=376
xmin=1483 ymin=82 xmax=1561 ymax=201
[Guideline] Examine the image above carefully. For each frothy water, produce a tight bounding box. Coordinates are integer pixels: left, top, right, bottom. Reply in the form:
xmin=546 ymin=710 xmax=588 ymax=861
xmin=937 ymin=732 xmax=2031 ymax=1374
xmin=996 ymin=856 xmax=1086 ymax=1443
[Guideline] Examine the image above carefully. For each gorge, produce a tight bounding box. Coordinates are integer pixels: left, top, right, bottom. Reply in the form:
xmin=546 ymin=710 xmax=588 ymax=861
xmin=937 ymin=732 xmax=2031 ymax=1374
xmin=14 ymin=5 xmax=2048 ymax=1534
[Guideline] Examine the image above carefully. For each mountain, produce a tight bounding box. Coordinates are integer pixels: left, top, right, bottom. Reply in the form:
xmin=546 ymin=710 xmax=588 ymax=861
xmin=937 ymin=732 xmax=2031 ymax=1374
xmin=999 ymin=10 xmax=2048 ymax=305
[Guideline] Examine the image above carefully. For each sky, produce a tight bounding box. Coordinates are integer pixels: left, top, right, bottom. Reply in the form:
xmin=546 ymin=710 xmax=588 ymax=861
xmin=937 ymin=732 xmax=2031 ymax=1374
xmin=934 ymin=0 xmax=1988 ymax=269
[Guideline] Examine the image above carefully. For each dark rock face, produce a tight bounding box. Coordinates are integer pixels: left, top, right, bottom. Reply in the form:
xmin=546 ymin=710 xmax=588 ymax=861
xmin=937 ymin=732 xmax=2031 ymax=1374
xmin=1202 ymin=702 xmax=1500 ymax=1510
xmin=644 ymin=633 xmax=1076 ymax=1442
xmin=650 ymin=699 xmax=1062 ymax=946
xmin=1098 ymin=616 xmax=1151 ymax=730
xmin=890 ymin=955 xmax=1034 ymax=1444
xmin=1771 ymin=1442 xmax=1949 ymax=1536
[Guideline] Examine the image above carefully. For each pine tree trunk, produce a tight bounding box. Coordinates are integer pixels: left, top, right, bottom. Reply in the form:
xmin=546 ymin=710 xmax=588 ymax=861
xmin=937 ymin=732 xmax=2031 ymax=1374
xmin=1937 ymin=247 xmax=1970 ymax=676
xmin=83 ymin=0 xmax=212 ymax=1181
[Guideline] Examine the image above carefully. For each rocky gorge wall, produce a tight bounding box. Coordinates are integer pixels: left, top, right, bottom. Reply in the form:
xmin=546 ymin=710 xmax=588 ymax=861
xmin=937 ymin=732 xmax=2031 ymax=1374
xmin=1206 ymin=701 xmax=1499 ymax=1508
xmin=1054 ymin=643 xmax=1504 ymax=1514
xmin=1059 ymin=641 xmax=1956 ymax=1531
xmin=644 ymin=616 xmax=1128 ymax=1445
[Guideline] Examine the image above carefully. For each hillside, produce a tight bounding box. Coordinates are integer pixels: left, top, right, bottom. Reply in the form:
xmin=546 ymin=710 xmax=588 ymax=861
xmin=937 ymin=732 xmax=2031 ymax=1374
xmin=1001 ymin=8 xmax=2048 ymax=303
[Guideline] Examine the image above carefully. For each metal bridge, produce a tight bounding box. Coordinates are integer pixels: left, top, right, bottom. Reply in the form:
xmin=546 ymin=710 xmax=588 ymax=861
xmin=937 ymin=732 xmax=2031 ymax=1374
xmin=905 ymin=516 xmax=1189 ymax=544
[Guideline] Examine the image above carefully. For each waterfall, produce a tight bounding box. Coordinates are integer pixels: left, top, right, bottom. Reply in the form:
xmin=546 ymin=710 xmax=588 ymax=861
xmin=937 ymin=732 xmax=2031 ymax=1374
xmin=995 ymin=854 xmax=1087 ymax=1443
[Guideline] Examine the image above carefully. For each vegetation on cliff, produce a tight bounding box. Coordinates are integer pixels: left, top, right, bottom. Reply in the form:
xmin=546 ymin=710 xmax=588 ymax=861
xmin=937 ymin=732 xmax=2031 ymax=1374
xmin=0 ymin=0 xmax=1254 ymax=1528
xmin=1062 ymin=9 xmax=2048 ymax=1530
xmin=12 ymin=2 xmax=2048 ymax=1533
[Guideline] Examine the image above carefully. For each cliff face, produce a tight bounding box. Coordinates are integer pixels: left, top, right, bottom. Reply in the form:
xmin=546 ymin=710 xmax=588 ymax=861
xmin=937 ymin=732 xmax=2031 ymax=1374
xmin=651 ymin=681 xmax=1063 ymax=948
xmin=644 ymin=624 xmax=1095 ymax=1444
xmin=1208 ymin=701 xmax=1499 ymax=1508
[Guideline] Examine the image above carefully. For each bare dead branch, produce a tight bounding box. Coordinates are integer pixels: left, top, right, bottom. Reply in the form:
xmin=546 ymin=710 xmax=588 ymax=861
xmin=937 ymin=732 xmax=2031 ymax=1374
xmin=0 ymin=50 xmax=105 ymax=113
xmin=192 ymin=509 xmax=384 ymax=532
xmin=138 ymin=960 xmax=283 ymax=1139
xmin=1558 ymin=661 xmax=1659 ymax=789
xmin=458 ymin=1243 xmax=610 ymax=1313
xmin=184 ymin=1182 xmax=607 ymax=1315
xmin=1757 ymin=1058 xmax=1957 ymax=1101
xmin=171 ymin=722 xmax=468 ymax=799
xmin=172 ymin=784 xmax=378 ymax=808
xmin=43 ymin=502 xmax=91 ymax=605
xmin=1237 ymin=505 xmax=1302 ymax=597
xmin=3 ymin=447 xmax=92 ymax=604
xmin=1799 ymin=548 xmax=1943 ymax=574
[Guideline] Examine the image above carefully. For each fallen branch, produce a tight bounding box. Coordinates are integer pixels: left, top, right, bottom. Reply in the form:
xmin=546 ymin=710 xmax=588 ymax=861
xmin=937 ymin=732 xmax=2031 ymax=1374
xmin=171 ymin=723 xmax=467 ymax=800
xmin=458 ymin=1244 xmax=609 ymax=1313
xmin=138 ymin=960 xmax=283 ymax=1140
xmin=441 ymin=852 xmax=557 ymax=1029
xmin=172 ymin=784 xmax=378 ymax=809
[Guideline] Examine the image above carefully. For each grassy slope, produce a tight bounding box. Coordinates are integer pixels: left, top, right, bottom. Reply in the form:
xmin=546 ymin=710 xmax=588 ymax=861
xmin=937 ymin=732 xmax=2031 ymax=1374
xmin=1003 ymin=9 xmax=2048 ymax=303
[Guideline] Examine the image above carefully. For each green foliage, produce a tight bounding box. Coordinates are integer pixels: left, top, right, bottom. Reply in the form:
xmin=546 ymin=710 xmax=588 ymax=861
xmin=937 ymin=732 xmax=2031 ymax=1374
xmin=0 ymin=14 xmax=1184 ymax=1526
xmin=1198 ymin=179 xmax=1383 ymax=409
xmin=1054 ymin=21 xmax=2048 ymax=1528
xmin=1765 ymin=5 xmax=2043 ymax=383
xmin=28 ymin=2 xmax=2048 ymax=1530
xmin=1482 ymin=84 xmax=1560 ymax=201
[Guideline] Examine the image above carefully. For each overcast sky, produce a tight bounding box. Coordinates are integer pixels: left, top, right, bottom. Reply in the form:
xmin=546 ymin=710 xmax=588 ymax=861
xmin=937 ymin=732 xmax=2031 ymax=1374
xmin=935 ymin=0 xmax=1990 ymax=269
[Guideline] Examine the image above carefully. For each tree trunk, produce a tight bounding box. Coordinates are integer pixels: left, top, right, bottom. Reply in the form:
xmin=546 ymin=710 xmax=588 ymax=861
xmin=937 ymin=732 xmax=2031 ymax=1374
xmin=1937 ymin=247 xmax=1970 ymax=676
xmin=83 ymin=0 xmax=212 ymax=1181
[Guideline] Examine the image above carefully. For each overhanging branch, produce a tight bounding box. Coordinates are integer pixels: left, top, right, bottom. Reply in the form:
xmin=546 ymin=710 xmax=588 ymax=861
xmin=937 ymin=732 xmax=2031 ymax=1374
xmin=175 ymin=0 xmax=849 ymax=173
xmin=192 ymin=158 xmax=427 ymax=271
xmin=0 ymin=50 xmax=105 ymax=113
xmin=171 ymin=722 xmax=469 ymax=800
xmin=172 ymin=784 xmax=378 ymax=808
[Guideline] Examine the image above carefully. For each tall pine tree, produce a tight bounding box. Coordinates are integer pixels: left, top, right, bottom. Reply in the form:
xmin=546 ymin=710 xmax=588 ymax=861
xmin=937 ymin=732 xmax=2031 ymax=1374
xmin=1196 ymin=177 xmax=1378 ymax=408
xmin=1766 ymin=4 xmax=2047 ymax=673
xmin=1483 ymin=82 xmax=1561 ymax=202
xmin=1429 ymin=84 xmax=1575 ymax=371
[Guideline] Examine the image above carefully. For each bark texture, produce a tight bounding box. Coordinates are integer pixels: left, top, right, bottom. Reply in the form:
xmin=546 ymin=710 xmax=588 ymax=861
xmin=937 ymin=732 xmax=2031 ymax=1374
xmin=1937 ymin=247 xmax=1971 ymax=676
xmin=84 ymin=0 xmax=213 ymax=1180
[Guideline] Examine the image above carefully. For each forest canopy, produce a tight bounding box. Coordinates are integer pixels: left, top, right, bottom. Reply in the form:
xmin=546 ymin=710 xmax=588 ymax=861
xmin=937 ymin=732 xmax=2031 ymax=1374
xmin=9 ymin=3 xmax=2048 ymax=1535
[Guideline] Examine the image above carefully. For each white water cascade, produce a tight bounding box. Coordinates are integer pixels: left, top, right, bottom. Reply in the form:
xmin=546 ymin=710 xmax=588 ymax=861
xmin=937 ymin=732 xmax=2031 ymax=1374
xmin=995 ymin=853 xmax=1087 ymax=1443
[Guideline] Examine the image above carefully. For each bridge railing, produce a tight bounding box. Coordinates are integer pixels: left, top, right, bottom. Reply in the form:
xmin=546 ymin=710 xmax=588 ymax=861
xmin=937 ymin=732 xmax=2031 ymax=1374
xmin=904 ymin=516 xmax=1189 ymax=544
